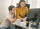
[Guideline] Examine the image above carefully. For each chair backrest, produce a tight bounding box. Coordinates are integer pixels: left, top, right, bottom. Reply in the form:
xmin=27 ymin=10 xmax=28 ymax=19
xmin=26 ymin=4 xmax=30 ymax=9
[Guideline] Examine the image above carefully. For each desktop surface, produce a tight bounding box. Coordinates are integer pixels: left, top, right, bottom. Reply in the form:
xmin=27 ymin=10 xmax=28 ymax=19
xmin=11 ymin=17 xmax=40 ymax=29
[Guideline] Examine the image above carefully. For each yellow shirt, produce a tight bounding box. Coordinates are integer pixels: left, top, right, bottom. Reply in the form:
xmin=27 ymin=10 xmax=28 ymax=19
xmin=16 ymin=6 xmax=28 ymax=18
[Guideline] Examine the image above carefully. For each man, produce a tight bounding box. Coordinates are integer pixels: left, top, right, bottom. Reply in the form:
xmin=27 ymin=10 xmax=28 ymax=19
xmin=0 ymin=5 xmax=16 ymax=29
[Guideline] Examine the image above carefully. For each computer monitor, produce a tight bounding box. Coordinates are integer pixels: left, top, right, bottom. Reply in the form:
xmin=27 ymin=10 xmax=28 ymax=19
xmin=26 ymin=8 xmax=40 ymax=21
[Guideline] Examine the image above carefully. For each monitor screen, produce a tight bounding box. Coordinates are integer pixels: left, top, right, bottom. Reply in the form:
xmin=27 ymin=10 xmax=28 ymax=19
xmin=26 ymin=8 xmax=40 ymax=21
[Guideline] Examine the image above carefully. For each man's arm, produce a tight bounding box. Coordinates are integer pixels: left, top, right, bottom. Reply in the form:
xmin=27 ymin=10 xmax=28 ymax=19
xmin=8 ymin=17 xmax=16 ymax=23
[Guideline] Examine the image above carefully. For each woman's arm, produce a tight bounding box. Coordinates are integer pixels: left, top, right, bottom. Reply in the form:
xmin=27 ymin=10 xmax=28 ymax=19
xmin=16 ymin=8 xmax=23 ymax=21
xmin=16 ymin=8 xmax=20 ymax=18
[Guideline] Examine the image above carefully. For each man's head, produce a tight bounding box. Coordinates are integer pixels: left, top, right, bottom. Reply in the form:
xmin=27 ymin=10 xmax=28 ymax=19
xmin=8 ymin=5 xmax=15 ymax=14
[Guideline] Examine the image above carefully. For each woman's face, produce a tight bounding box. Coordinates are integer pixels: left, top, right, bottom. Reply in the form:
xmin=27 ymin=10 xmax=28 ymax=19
xmin=20 ymin=2 xmax=25 ymax=8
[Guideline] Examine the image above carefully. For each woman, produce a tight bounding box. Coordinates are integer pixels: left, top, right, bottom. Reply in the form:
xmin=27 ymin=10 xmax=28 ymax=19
xmin=16 ymin=0 xmax=28 ymax=21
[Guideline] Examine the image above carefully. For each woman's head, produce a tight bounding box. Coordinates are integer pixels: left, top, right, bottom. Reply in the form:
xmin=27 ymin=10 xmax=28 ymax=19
xmin=17 ymin=0 xmax=25 ymax=8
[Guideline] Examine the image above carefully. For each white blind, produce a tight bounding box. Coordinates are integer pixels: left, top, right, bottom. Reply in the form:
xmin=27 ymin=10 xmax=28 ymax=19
xmin=28 ymin=0 xmax=38 ymax=9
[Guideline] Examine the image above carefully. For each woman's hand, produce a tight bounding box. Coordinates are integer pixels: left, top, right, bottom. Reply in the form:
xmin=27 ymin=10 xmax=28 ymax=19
xmin=19 ymin=17 xmax=23 ymax=21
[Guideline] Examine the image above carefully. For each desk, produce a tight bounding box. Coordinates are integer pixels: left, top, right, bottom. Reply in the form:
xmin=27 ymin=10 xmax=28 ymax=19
xmin=11 ymin=17 xmax=40 ymax=29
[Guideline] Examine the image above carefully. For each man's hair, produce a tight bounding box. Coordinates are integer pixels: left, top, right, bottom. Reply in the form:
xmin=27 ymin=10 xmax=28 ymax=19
xmin=8 ymin=5 xmax=15 ymax=11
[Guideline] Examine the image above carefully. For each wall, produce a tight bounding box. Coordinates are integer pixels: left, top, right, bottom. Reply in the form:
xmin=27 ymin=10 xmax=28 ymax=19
xmin=0 ymin=0 xmax=11 ymax=21
xmin=13 ymin=0 xmax=20 ymax=7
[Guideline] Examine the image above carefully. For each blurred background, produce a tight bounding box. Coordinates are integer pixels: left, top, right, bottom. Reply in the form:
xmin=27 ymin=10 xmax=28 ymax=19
xmin=0 ymin=0 xmax=40 ymax=21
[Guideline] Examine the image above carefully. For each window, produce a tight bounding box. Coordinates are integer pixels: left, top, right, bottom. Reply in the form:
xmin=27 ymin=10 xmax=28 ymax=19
xmin=28 ymin=0 xmax=38 ymax=9
xmin=12 ymin=0 xmax=26 ymax=7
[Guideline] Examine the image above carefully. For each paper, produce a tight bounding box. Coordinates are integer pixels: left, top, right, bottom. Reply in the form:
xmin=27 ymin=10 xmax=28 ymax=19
xmin=20 ymin=22 xmax=26 ymax=26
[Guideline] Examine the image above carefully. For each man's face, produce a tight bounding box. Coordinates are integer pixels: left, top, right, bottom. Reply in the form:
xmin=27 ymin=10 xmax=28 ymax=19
xmin=11 ymin=8 xmax=15 ymax=14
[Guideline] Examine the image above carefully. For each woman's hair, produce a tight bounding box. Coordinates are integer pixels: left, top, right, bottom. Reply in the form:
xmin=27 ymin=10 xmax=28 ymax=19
xmin=17 ymin=0 xmax=25 ymax=8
